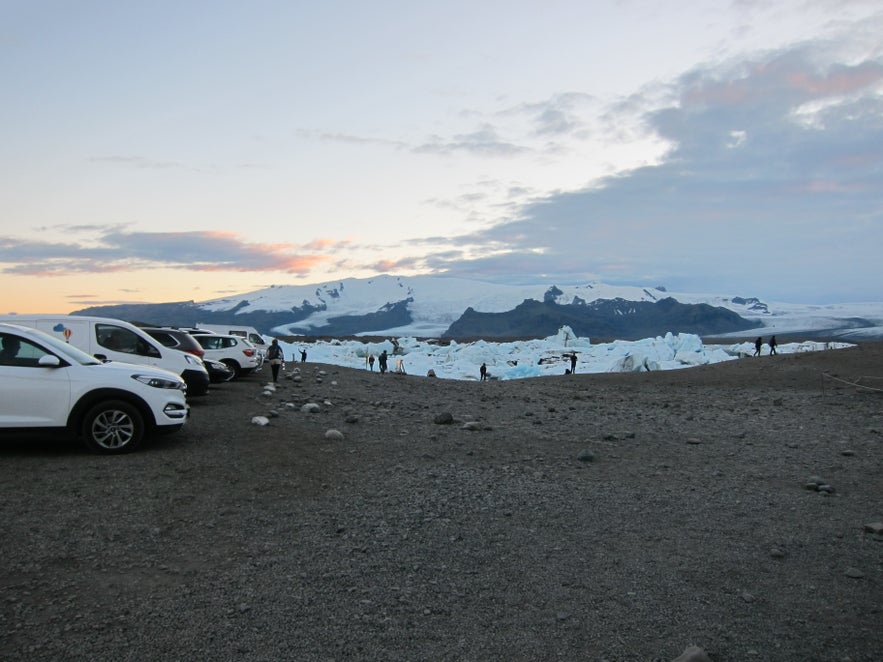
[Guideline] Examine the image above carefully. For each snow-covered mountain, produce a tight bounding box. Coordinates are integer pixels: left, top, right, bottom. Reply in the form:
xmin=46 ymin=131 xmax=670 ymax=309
xmin=160 ymin=275 xmax=883 ymax=340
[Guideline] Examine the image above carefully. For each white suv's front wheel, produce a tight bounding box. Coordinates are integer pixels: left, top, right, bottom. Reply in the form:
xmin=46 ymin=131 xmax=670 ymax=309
xmin=82 ymin=400 xmax=145 ymax=454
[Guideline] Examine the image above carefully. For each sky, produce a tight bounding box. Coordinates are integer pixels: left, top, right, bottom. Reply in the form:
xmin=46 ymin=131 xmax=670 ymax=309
xmin=1 ymin=0 xmax=882 ymax=314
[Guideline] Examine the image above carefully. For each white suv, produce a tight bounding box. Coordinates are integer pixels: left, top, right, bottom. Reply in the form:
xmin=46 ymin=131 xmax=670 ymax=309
xmin=190 ymin=333 xmax=260 ymax=379
xmin=0 ymin=323 xmax=189 ymax=454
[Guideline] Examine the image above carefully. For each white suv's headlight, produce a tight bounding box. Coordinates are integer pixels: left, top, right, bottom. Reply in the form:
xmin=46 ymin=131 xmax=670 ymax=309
xmin=132 ymin=374 xmax=186 ymax=390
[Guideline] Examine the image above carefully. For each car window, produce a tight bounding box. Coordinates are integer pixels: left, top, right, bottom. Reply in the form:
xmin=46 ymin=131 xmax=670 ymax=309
xmin=149 ymin=331 xmax=178 ymax=348
xmin=96 ymin=324 xmax=161 ymax=357
xmin=248 ymin=334 xmax=264 ymax=345
xmin=27 ymin=330 xmax=101 ymax=365
xmin=0 ymin=332 xmax=54 ymax=367
xmin=197 ymin=336 xmax=220 ymax=350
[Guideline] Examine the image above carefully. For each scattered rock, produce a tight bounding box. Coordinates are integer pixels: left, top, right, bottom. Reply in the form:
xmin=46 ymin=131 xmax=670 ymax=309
xmin=461 ymin=421 xmax=482 ymax=431
xmin=301 ymin=403 xmax=321 ymax=414
xmin=672 ymin=644 xmax=710 ymax=662
xmin=577 ymin=449 xmax=595 ymax=463
xmin=805 ymin=476 xmax=834 ymax=493
xmin=250 ymin=416 xmax=269 ymax=426
xmin=770 ymin=547 xmax=787 ymax=559
xmin=863 ymin=522 xmax=883 ymax=535
xmin=324 ymin=429 xmax=344 ymax=440
xmin=434 ymin=412 xmax=454 ymax=425
xmin=844 ymin=567 xmax=864 ymax=579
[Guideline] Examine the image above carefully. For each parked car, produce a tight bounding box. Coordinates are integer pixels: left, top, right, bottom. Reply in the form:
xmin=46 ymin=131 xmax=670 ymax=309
xmin=138 ymin=326 xmax=210 ymax=395
xmin=0 ymin=322 xmax=188 ymax=454
xmin=194 ymin=324 xmax=269 ymax=361
xmin=190 ymin=334 xmax=260 ymax=379
xmin=0 ymin=315 xmax=209 ymax=395
xmin=203 ymin=358 xmax=235 ymax=383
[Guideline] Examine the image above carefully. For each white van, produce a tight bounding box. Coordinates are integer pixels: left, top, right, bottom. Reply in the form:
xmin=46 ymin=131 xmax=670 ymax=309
xmin=0 ymin=315 xmax=208 ymax=392
xmin=195 ymin=324 xmax=268 ymax=358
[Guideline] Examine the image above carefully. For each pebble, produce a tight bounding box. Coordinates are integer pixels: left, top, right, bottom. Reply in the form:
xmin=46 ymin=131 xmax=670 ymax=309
xmin=863 ymin=522 xmax=883 ymax=535
xmin=324 ymin=429 xmax=344 ymax=440
xmin=805 ymin=476 xmax=834 ymax=493
xmin=577 ymin=449 xmax=595 ymax=463
xmin=301 ymin=403 xmax=321 ymax=413
xmin=672 ymin=645 xmax=710 ymax=662
xmin=250 ymin=416 xmax=270 ymax=426
xmin=844 ymin=567 xmax=864 ymax=579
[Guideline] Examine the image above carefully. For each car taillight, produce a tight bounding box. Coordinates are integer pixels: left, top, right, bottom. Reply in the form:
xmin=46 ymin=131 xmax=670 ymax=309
xmin=243 ymin=349 xmax=255 ymax=357
xmin=188 ymin=348 xmax=205 ymax=358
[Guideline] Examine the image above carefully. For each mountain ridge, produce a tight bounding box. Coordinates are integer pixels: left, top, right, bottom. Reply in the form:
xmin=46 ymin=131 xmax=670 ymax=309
xmin=70 ymin=275 xmax=883 ymax=341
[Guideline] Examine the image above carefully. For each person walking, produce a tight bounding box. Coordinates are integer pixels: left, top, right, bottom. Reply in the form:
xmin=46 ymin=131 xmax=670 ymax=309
xmin=754 ymin=337 xmax=763 ymax=357
xmin=769 ymin=336 xmax=778 ymax=355
xmin=570 ymin=352 xmax=577 ymax=374
xmin=368 ymin=354 xmax=375 ymax=371
xmin=266 ymin=338 xmax=284 ymax=382
xmin=378 ymin=350 xmax=388 ymax=374
xmin=480 ymin=362 xmax=487 ymax=381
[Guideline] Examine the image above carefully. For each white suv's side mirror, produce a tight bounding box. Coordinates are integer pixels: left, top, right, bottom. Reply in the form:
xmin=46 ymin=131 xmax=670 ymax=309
xmin=38 ymin=355 xmax=62 ymax=367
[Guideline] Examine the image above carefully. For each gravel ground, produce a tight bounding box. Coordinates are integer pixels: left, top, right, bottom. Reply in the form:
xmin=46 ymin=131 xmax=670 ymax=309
xmin=1 ymin=344 xmax=881 ymax=661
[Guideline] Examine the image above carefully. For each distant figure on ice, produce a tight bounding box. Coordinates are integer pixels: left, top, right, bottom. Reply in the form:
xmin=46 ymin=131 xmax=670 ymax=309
xmin=480 ymin=362 xmax=487 ymax=381
xmin=570 ymin=352 xmax=577 ymax=374
xmin=378 ymin=350 xmax=388 ymax=374
xmin=769 ymin=336 xmax=778 ymax=355
xmin=394 ymin=358 xmax=406 ymax=374
xmin=754 ymin=337 xmax=763 ymax=357
xmin=300 ymin=349 xmax=307 ymax=363
xmin=266 ymin=338 xmax=284 ymax=383
xmin=368 ymin=354 xmax=375 ymax=371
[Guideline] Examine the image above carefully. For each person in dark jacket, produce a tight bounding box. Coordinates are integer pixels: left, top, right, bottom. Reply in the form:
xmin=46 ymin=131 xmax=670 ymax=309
xmin=266 ymin=338 xmax=284 ymax=382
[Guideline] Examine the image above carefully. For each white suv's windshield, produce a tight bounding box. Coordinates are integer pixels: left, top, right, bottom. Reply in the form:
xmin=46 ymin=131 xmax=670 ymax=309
xmin=32 ymin=330 xmax=103 ymax=366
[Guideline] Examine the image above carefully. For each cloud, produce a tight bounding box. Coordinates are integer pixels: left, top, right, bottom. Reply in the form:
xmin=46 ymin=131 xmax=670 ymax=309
xmin=428 ymin=41 xmax=883 ymax=302
xmin=0 ymin=230 xmax=333 ymax=276
xmin=312 ymin=131 xmax=409 ymax=150
xmin=88 ymin=155 xmax=189 ymax=170
xmin=413 ymin=124 xmax=530 ymax=157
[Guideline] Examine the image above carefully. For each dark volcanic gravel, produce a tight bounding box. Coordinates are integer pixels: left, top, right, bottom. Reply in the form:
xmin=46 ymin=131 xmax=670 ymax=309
xmin=1 ymin=344 xmax=882 ymax=661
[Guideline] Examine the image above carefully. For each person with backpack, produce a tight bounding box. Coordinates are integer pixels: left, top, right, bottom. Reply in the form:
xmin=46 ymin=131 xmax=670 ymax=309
xmin=267 ymin=338 xmax=284 ymax=382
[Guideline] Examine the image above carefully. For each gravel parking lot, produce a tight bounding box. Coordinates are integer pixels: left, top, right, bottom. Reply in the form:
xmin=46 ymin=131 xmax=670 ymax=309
xmin=1 ymin=346 xmax=881 ymax=661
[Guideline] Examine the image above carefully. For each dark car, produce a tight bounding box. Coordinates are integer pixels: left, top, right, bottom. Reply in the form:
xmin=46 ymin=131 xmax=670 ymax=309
xmin=203 ymin=358 xmax=235 ymax=383
xmin=139 ymin=327 xmax=210 ymax=396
